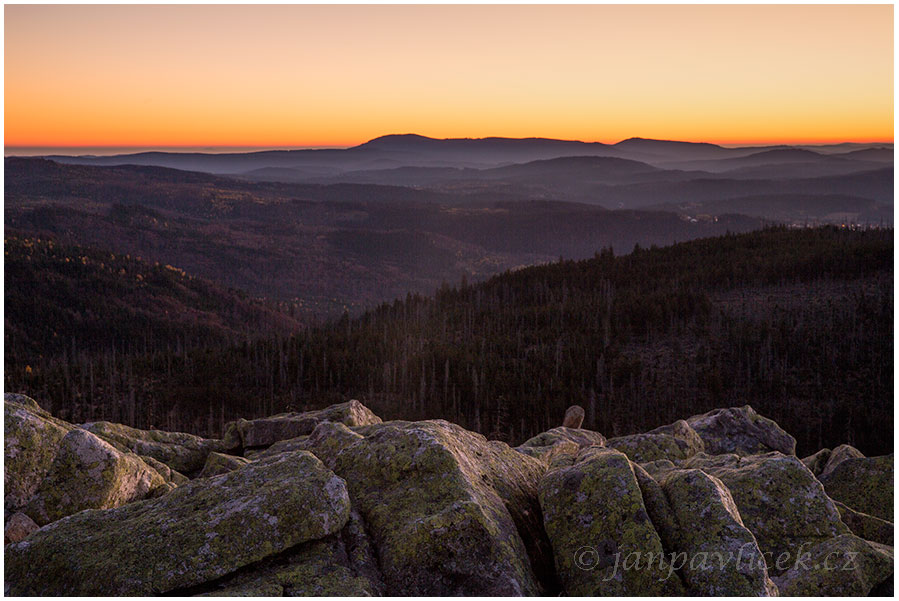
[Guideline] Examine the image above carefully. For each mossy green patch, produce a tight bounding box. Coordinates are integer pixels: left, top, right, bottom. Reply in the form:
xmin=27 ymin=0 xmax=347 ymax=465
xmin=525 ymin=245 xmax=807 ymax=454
xmin=5 ymin=451 xmax=351 ymax=596
xmin=539 ymin=447 xmax=684 ymax=596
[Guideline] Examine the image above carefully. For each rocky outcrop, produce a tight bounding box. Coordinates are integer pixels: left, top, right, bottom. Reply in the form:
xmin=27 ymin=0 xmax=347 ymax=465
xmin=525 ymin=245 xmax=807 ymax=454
xmin=684 ymin=452 xmax=849 ymax=570
xmin=4 ymin=511 xmax=38 ymax=544
xmin=819 ymin=452 xmax=893 ymax=522
xmin=772 ymin=535 xmax=893 ymax=596
xmin=252 ymin=420 xmax=365 ymax=469
xmin=834 ymin=500 xmax=894 ymax=546
xmin=538 ymin=447 xmax=684 ymax=595
xmin=820 ymin=444 xmax=865 ymax=478
xmin=5 ymin=451 xmax=351 ymax=595
xmin=516 ymin=426 xmax=606 ymax=463
xmin=329 ymin=419 xmax=553 ymax=595
xmin=23 ymin=428 xmax=165 ymax=525
xmin=198 ymin=452 xmax=251 ymax=478
xmin=197 ymin=510 xmax=385 ymax=596
xmin=4 ymin=394 xmax=74 ymax=512
xmin=659 ymin=468 xmax=777 ymax=595
xmin=223 ymin=399 xmax=381 ymax=450
xmin=607 ymin=419 xmax=704 ymax=464
xmin=686 ymin=405 xmax=796 ymax=456
xmin=5 ymin=395 xmax=167 ymax=525
xmin=801 ymin=448 xmax=831 ymax=476
xmin=3 ymin=397 xmax=893 ymax=597
xmin=81 ymin=420 xmax=224 ymax=475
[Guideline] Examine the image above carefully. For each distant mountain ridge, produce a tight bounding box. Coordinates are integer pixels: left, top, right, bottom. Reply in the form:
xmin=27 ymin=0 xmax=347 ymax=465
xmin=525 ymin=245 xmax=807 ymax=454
xmin=23 ymin=133 xmax=891 ymax=177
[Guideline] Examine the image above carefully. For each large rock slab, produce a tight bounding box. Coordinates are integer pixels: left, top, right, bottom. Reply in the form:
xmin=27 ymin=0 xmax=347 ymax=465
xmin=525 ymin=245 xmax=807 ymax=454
xmin=801 ymin=448 xmax=831 ymax=476
xmin=538 ymin=447 xmax=684 ymax=595
xmin=833 ymin=500 xmax=894 ymax=546
xmin=516 ymin=426 xmax=606 ymax=463
xmin=5 ymin=451 xmax=351 ymax=596
xmin=252 ymin=421 xmax=365 ymax=469
xmin=686 ymin=405 xmax=796 ymax=456
xmin=197 ymin=511 xmax=385 ymax=596
xmin=685 ymin=451 xmax=849 ymax=571
xmin=198 ymin=452 xmax=251 ymax=478
xmin=81 ymin=420 xmax=224 ymax=474
xmin=819 ymin=453 xmax=893 ymax=522
xmin=23 ymin=428 xmax=165 ymax=525
xmin=4 ymin=512 xmax=39 ymax=544
xmin=223 ymin=399 xmax=381 ymax=449
xmin=772 ymin=535 xmax=893 ymax=596
xmin=330 ymin=419 xmax=552 ymax=595
xmin=607 ymin=419 xmax=704 ymax=464
xmin=819 ymin=444 xmax=864 ymax=478
xmin=4 ymin=395 xmax=74 ymax=512
xmin=659 ymin=468 xmax=777 ymax=596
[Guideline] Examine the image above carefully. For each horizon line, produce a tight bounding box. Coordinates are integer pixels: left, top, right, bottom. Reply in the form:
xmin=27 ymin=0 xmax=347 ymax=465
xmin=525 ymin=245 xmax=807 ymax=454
xmin=5 ymin=134 xmax=895 ymax=153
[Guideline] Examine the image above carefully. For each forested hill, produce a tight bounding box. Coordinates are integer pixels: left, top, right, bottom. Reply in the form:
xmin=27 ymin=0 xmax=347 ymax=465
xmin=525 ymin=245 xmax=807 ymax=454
xmin=6 ymin=227 xmax=892 ymax=455
xmin=5 ymin=235 xmax=302 ymax=362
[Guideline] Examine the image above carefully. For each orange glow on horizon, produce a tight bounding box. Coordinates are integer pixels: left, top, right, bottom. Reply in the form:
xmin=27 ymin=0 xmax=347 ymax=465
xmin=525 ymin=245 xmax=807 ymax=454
xmin=5 ymin=5 xmax=893 ymax=148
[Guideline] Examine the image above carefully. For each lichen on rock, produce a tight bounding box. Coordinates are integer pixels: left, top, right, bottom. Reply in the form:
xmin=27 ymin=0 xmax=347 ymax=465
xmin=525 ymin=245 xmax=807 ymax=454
xmin=24 ymin=428 xmax=165 ymax=525
xmin=659 ymin=468 xmax=777 ymax=596
xmin=607 ymin=419 xmax=704 ymax=464
xmin=819 ymin=453 xmax=893 ymax=522
xmin=516 ymin=426 xmax=606 ymax=463
xmin=4 ymin=395 xmax=74 ymax=513
xmin=686 ymin=405 xmax=796 ymax=456
xmin=223 ymin=399 xmax=381 ymax=450
xmin=772 ymin=534 xmax=893 ymax=596
xmin=684 ymin=451 xmax=849 ymax=572
xmin=331 ymin=419 xmax=551 ymax=595
xmin=81 ymin=420 xmax=225 ymax=475
xmin=538 ymin=446 xmax=684 ymax=596
xmin=5 ymin=451 xmax=351 ymax=596
xmin=198 ymin=452 xmax=251 ymax=478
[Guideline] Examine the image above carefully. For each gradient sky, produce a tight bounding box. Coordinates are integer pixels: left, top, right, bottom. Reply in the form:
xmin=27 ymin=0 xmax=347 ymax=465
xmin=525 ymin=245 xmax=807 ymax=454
xmin=4 ymin=4 xmax=894 ymax=148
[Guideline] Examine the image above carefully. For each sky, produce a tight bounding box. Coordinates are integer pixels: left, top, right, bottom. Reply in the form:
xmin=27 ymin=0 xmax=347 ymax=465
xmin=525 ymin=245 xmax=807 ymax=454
xmin=4 ymin=4 xmax=894 ymax=149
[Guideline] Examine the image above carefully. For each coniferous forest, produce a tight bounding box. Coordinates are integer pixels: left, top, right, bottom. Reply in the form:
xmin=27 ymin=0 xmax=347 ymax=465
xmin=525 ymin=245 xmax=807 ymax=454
xmin=5 ymin=226 xmax=892 ymax=456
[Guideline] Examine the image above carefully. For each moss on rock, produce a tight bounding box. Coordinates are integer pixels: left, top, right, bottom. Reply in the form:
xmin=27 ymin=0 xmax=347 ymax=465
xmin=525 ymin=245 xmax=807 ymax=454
xmin=223 ymin=399 xmax=381 ymax=450
xmin=81 ymin=420 xmax=225 ymax=475
xmin=332 ymin=419 xmax=550 ymax=595
xmin=659 ymin=468 xmax=777 ymax=596
xmin=772 ymin=534 xmax=893 ymax=596
xmin=608 ymin=420 xmax=704 ymax=464
xmin=686 ymin=405 xmax=796 ymax=456
xmin=24 ymin=428 xmax=165 ymax=525
xmin=538 ymin=447 xmax=684 ymax=596
xmin=198 ymin=452 xmax=251 ymax=478
xmin=5 ymin=451 xmax=351 ymax=595
xmin=833 ymin=500 xmax=893 ymax=546
xmin=820 ymin=454 xmax=893 ymax=522
xmin=516 ymin=426 xmax=605 ymax=463
xmin=685 ymin=451 xmax=849 ymax=573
